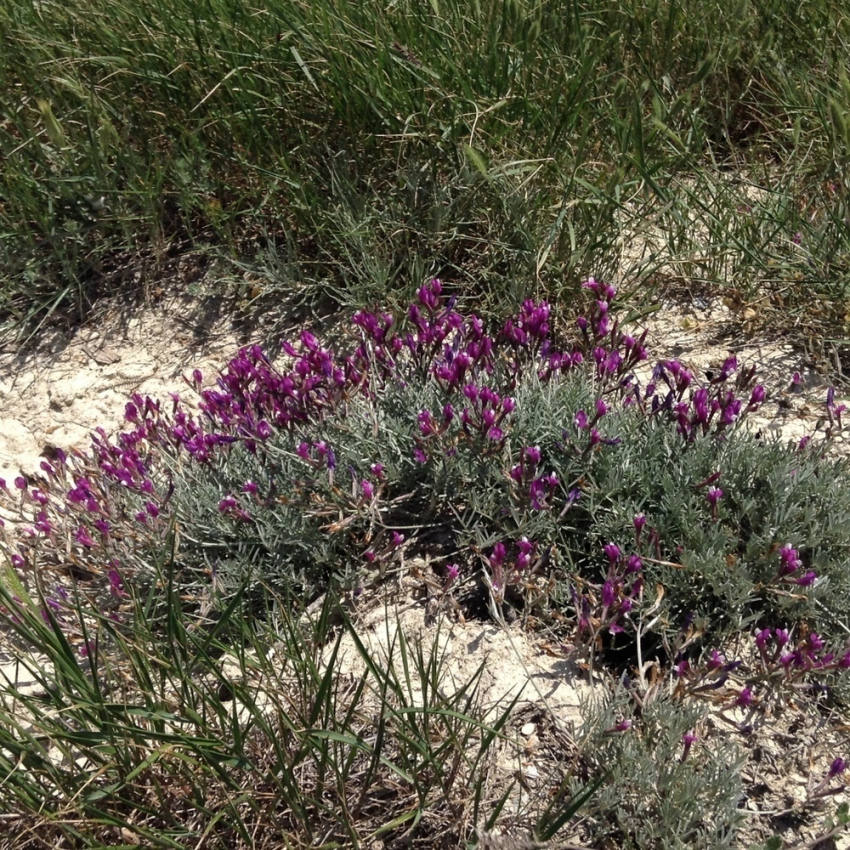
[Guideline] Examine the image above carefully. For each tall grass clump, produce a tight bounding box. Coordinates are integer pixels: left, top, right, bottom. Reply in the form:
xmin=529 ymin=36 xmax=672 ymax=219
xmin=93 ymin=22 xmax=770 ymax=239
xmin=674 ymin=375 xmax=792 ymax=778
xmin=3 ymin=0 xmax=850 ymax=333
xmin=1 ymin=277 xmax=849 ymax=845
xmin=2 ymin=565 xmax=586 ymax=847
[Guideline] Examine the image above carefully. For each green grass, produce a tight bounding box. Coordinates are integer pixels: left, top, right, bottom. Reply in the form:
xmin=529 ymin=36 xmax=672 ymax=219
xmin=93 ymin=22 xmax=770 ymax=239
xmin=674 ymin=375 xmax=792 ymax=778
xmin=2 ymin=0 xmax=850 ymax=335
xmin=0 ymin=554 xmax=599 ymax=848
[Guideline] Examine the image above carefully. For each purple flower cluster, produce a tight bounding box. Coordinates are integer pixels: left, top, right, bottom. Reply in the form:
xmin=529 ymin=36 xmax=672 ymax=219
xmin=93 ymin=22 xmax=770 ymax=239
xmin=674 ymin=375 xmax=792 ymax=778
xmin=774 ymin=544 xmax=818 ymax=588
xmin=354 ymin=280 xmax=478 ymax=391
xmin=501 ymin=298 xmax=551 ymax=348
xmin=671 ymin=626 xmax=850 ymax=718
xmin=638 ymin=355 xmax=765 ymax=441
xmin=573 ymin=278 xmax=648 ymax=382
xmin=487 ymin=538 xmax=540 ymax=597
xmin=756 ymin=627 xmax=850 ymax=674
xmin=509 ymin=446 xmax=566 ymax=511
xmin=671 ymin=647 xmax=744 ymax=697
xmin=572 ymin=542 xmax=644 ymax=643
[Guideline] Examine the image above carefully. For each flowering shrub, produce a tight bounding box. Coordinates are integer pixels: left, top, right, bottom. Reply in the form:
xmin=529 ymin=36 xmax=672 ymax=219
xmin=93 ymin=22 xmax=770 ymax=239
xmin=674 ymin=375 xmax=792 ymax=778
xmin=3 ymin=277 xmax=850 ymax=692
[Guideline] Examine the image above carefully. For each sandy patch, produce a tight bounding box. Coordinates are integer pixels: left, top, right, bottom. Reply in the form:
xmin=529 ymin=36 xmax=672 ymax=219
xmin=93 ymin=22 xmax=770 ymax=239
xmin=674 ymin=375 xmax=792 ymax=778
xmin=0 ymin=296 xmax=254 ymax=485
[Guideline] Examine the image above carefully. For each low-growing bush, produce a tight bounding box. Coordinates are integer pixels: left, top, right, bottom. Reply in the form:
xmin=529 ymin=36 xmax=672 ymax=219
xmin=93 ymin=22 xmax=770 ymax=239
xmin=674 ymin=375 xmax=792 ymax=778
xmin=1 ymin=276 xmax=849 ymax=846
xmin=5 ymin=278 xmax=850 ymax=654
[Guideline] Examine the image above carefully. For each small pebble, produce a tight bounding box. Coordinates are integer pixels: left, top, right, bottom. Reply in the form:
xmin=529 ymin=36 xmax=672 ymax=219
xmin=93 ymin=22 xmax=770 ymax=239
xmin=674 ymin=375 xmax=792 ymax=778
xmin=521 ymin=722 xmax=536 ymax=737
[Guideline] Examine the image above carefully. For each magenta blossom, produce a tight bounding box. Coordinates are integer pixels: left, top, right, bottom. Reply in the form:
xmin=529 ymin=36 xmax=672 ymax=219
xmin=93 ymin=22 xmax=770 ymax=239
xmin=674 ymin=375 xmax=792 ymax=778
xmin=829 ymin=758 xmax=847 ymax=778
xmin=603 ymin=542 xmax=620 ymax=565
xmin=489 ymin=542 xmax=506 ymax=569
xmin=706 ymin=486 xmax=723 ymax=506
xmin=681 ymin=732 xmax=697 ymax=762
xmin=735 ymin=687 xmax=753 ymax=708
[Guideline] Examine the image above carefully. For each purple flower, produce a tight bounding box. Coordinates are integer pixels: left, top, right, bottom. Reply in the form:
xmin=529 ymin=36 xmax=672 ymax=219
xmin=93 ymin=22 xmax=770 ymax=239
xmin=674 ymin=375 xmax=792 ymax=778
xmin=418 ymin=409 xmax=434 ymax=436
xmin=692 ymin=388 xmax=710 ymax=424
xmin=414 ymin=447 xmax=428 ymax=464
xmin=602 ymin=580 xmax=616 ymax=608
xmin=796 ymin=570 xmax=817 ymax=587
xmin=706 ymin=649 xmax=726 ymax=671
xmin=755 ymin=628 xmax=772 ymax=652
xmin=574 ymin=410 xmax=588 ymax=430
xmin=392 ymin=531 xmax=405 ymax=548
xmin=807 ymin=632 xmax=825 ymax=652
xmin=75 ymin=526 xmax=95 ymax=548
xmin=445 ymin=563 xmax=460 ymax=586
xmin=361 ymin=480 xmax=374 ymax=500
xmin=633 ymin=513 xmax=647 ymax=546
xmin=706 ymin=486 xmax=723 ymax=506
xmin=718 ymin=356 xmax=738 ymax=381
xmin=749 ymin=385 xmax=766 ymax=406
xmin=681 ymin=732 xmax=697 ymax=762
xmin=524 ymin=445 xmax=541 ymax=465
xmin=595 ymin=398 xmax=608 ymax=418
xmin=108 ymin=568 xmax=126 ymax=598
xmin=779 ymin=544 xmax=802 ymax=575
xmin=489 ymin=542 xmax=506 ymax=569
xmin=829 ymin=757 xmax=847 ymax=778
xmin=735 ymin=687 xmax=753 ymax=708
xmin=603 ymin=542 xmax=620 ymax=565
xmin=300 ymin=330 xmax=319 ymax=352
xmin=14 ymin=477 xmax=27 ymax=490
xmin=519 ymin=539 xmax=538 ymax=561
xmin=626 ymin=555 xmax=642 ymax=574
xmin=242 ymin=481 xmax=258 ymax=495
xmin=218 ymin=495 xmax=237 ymax=512
xmin=826 ymin=386 xmax=847 ymax=426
